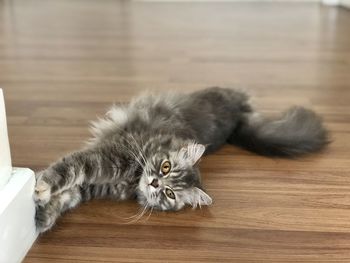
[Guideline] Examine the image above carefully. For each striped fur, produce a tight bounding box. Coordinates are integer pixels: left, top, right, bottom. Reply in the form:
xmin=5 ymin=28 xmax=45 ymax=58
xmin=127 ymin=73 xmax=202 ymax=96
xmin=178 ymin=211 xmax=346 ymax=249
xmin=34 ymin=87 xmax=328 ymax=232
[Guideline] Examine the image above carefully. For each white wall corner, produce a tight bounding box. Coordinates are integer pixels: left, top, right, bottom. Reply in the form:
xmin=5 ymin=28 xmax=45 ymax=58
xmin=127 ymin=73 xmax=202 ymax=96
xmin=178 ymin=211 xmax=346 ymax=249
xmin=0 ymin=89 xmax=38 ymax=262
xmin=0 ymin=168 xmax=38 ymax=263
xmin=0 ymin=89 xmax=12 ymax=190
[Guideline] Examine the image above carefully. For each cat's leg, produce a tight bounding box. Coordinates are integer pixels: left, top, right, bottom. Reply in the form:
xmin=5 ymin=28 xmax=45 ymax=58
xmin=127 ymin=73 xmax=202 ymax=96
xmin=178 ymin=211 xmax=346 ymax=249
xmin=34 ymin=147 xmax=119 ymax=206
xmin=80 ymin=183 xmax=136 ymax=202
xmin=35 ymin=186 xmax=82 ymax=233
xmin=36 ymin=183 xmax=136 ymax=233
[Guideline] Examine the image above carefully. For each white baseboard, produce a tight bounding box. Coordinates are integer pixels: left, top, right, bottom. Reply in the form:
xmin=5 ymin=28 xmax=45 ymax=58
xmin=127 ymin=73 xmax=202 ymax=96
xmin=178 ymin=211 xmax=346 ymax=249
xmin=0 ymin=168 xmax=38 ymax=263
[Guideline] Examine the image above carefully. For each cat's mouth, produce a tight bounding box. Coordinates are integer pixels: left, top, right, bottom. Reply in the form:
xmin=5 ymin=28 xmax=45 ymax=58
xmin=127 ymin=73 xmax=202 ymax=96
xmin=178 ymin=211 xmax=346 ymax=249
xmin=147 ymin=181 xmax=162 ymax=199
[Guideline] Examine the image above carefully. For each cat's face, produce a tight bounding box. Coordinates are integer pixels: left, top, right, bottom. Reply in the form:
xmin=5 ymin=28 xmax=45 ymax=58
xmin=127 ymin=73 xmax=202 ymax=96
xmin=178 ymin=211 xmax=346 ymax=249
xmin=137 ymin=142 xmax=212 ymax=211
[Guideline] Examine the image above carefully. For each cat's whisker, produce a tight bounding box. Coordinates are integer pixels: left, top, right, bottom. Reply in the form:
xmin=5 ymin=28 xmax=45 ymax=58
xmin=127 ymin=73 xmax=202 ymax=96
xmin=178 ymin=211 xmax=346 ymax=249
xmin=123 ymin=207 xmax=145 ymax=220
xmin=98 ymin=136 xmax=146 ymax=174
xmin=142 ymin=206 xmax=154 ymax=222
xmin=117 ymin=139 xmax=145 ymax=169
xmin=124 ymin=147 xmax=144 ymax=167
xmin=124 ymin=141 xmax=146 ymax=169
xmin=127 ymin=132 xmax=148 ymax=166
xmin=104 ymin=126 xmax=146 ymax=170
xmin=129 ymin=206 xmax=148 ymax=224
xmin=123 ymin=203 xmax=149 ymax=224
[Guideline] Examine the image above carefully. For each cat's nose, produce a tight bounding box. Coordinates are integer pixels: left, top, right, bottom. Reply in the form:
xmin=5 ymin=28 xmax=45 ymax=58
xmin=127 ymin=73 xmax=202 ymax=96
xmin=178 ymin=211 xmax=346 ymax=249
xmin=149 ymin=178 xmax=159 ymax=188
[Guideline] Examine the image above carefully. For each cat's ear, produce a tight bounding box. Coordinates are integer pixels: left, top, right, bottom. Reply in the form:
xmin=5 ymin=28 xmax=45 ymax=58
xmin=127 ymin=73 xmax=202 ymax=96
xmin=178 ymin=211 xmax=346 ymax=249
xmin=179 ymin=142 xmax=205 ymax=165
xmin=183 ymin=187 xmax=212 ymax=208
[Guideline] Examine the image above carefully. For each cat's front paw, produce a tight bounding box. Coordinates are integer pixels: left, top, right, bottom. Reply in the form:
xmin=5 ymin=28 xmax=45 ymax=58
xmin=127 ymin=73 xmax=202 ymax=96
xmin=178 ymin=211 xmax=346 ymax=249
xmin=34 ymin=173 xmax=52 ymax=206
xmin=35 ymin=204 xmax=56 ymax=233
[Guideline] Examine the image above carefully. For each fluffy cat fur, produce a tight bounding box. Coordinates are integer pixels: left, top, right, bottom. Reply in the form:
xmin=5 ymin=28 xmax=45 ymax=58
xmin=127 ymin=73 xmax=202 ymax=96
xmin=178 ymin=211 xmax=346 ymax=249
xmin=34 ymin=87 xmax=329 ymax=232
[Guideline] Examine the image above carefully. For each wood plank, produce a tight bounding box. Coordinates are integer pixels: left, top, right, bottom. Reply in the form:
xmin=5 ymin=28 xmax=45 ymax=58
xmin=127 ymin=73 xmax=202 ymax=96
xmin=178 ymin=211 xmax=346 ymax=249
xmin=0 ymin=1 xmax=349 ymax=262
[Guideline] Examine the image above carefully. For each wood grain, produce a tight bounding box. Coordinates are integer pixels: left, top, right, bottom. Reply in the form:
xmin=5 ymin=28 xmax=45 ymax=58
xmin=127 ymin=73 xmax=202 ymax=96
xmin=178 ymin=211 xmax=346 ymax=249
xmin=0 ymin=1 xmax=349 ymax=262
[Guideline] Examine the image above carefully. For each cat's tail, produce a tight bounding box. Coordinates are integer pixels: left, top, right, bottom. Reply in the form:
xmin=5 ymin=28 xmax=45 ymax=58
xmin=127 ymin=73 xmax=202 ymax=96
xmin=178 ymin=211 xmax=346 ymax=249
xmin=228 ymin=106 xmax=329 ymax=157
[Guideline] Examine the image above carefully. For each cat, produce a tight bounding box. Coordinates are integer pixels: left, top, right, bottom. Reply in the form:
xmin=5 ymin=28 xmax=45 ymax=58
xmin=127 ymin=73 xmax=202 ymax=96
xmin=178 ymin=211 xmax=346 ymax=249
xmin=34 ymin=87 xmax=329 ymax=233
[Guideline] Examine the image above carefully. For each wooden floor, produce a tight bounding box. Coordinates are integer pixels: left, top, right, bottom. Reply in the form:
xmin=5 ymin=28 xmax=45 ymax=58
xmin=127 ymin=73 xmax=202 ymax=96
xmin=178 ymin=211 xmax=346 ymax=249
xmin=1 ymin=1 xmax=350 ymax=262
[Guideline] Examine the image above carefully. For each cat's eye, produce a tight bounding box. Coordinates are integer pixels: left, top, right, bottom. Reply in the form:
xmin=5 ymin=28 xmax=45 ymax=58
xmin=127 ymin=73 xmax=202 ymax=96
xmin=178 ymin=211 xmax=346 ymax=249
xmin=165 ymin=188 xmax=175 ymax=199
xmin=160 ymin=160 xmax=171 ymax=175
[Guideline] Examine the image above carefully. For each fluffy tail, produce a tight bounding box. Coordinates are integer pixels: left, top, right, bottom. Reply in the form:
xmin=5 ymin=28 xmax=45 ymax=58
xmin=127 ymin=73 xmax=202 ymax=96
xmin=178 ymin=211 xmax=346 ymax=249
xmin=228 ymin=107 xmax=329 ymax=157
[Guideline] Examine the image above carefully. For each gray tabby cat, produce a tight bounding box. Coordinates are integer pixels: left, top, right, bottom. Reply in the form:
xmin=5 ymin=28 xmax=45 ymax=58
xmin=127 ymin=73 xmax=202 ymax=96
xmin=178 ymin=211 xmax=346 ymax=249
xmin=34 ymin=87 xmax=328 ymax=232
